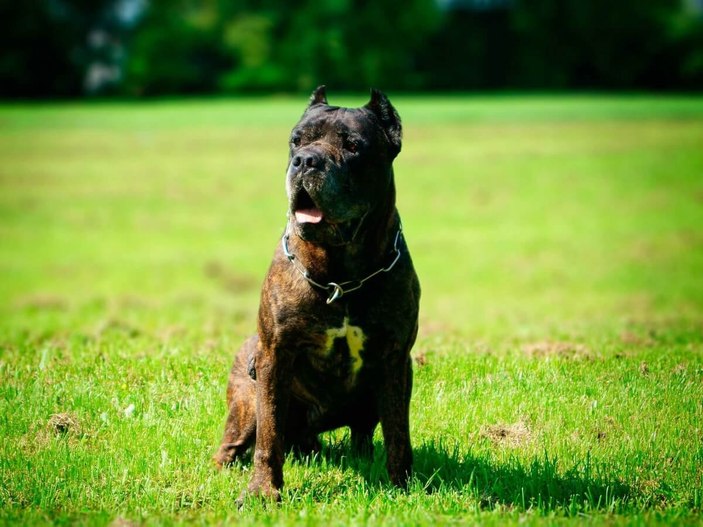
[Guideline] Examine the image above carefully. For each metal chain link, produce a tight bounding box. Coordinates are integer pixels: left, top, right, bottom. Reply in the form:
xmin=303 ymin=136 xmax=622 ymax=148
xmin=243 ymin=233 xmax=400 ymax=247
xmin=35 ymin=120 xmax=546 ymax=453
xmin=281 ymin=222 xmax=403 ymax=304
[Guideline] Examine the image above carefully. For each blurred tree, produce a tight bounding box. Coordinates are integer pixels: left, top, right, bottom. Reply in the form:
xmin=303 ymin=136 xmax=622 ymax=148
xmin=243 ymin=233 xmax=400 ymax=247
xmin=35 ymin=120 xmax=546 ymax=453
xmin=665 ymin=2 xmax=703 ymax=89
xmin=0 ymin=0 xmax=108 ymax=97
xmin=120 ymin=0 xmax=439 ymax=94
xmin=510 ymin=0 xmax=686 ymax=89
xmin=0 ymin=0 xmax=145 ymax=97
xmin=417 ymin=1 xmax=515 ymax=90
xmin=123 ymin=0 xmax=232 ymax=95
xmin=219 ymin=12 xmax=285 ymax=91
xmin=337 ymin=0 xmax=440 ymax=90
xmin=1 ymin=0 xmax=702 ymax=96
xmin=216 ymin=0 xmax=440 ymax=92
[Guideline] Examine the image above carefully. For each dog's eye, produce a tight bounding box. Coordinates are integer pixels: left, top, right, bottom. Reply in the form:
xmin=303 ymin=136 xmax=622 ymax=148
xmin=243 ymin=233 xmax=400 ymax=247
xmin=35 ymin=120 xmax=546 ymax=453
xmin=344 ymin=139 xmax=359 ymax=153
xmin=290 ymin=135 xmax=301 ymax=148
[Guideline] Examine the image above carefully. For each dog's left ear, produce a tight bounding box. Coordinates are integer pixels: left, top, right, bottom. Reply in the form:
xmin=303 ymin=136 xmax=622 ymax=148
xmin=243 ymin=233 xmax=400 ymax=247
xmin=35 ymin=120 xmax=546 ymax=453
xmin=309 ymin=85 xmax=328 ymax=107
xmin=365 ymin=88 xmax=402 ymax=158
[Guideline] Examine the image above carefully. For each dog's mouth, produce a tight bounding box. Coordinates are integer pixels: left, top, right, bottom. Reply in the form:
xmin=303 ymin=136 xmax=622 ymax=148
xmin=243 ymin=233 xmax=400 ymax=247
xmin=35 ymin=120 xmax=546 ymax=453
xmin=291 ymin=187 xmax=369 ymax=245
xmin=292 ymin=188 xmax=324 ymax=224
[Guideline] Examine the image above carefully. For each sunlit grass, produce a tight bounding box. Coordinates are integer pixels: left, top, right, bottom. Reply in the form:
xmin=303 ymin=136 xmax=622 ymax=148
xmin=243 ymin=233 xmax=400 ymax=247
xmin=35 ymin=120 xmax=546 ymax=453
xmin=1 ymin=95 xmax=702 ymax=525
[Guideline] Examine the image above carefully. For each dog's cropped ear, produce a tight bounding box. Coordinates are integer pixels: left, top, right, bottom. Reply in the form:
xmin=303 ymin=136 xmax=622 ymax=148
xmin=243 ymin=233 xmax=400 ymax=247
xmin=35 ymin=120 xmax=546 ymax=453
xmin=365 ymin=88 xmax=402 ymax=158
xmin=309 ymin=85 xmax=328 ymax=107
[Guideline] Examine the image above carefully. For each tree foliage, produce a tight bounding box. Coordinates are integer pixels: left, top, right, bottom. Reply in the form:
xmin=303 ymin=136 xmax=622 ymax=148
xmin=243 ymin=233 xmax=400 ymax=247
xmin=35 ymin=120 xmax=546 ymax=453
xmin=1 ymin=0 xmax=702 ymax=97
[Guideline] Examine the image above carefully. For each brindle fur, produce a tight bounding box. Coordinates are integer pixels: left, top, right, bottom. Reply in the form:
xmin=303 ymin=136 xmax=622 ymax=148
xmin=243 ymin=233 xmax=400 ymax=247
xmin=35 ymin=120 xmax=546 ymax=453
xmin=214 ymin=86 xmax=420 ymax=503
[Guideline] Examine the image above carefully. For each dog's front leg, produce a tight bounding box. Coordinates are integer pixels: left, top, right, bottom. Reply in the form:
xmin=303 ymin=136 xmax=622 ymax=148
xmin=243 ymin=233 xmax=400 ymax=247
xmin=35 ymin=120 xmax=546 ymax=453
xmin=378 ymin=354 xmax=413 ymax=488
xmin=240 ymin=344 xmax=293 ymax=503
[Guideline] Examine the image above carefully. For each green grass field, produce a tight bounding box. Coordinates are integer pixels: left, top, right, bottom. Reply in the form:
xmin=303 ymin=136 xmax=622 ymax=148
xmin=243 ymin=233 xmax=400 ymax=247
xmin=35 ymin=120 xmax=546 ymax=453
xmin=1 ymin=94 xmax=703 ymax=526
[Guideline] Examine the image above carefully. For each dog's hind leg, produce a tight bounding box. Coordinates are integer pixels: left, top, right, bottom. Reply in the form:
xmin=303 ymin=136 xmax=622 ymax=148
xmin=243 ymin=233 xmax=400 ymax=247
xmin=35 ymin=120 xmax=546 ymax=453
xmin=213 ymin=337 xmax=258 ymax=467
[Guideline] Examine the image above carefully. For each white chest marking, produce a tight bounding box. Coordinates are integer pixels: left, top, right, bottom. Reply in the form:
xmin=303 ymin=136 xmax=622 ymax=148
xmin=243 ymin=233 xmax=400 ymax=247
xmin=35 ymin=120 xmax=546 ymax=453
xmin=324 ymin=317 xmax=366 ymax=378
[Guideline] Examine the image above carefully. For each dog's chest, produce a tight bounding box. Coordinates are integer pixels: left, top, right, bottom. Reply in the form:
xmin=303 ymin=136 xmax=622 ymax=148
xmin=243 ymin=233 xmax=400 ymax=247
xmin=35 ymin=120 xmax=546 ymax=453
xmin=305 ymin=316 xmax=368 ymax=386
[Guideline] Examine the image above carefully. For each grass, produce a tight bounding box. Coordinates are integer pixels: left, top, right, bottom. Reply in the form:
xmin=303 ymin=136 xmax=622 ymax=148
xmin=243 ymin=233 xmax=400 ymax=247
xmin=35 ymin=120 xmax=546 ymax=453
xmin=1 ymin=94 xmax=703 ymax=525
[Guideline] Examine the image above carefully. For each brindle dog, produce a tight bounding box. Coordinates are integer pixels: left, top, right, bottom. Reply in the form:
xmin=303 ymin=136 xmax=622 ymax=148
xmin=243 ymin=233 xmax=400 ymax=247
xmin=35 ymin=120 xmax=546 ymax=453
xmin=214 ymin=86 xmax=420 ymax=503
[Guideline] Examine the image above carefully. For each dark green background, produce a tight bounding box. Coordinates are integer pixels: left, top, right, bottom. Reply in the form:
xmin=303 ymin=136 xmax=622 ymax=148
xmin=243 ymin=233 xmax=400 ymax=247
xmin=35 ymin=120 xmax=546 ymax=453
xmin=2 ymin=0 xmax=703 ymax=98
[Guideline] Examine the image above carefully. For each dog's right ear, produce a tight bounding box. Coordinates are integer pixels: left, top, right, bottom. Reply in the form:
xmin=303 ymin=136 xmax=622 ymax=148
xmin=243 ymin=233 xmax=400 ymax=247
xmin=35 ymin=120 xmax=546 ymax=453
xmin=308 ymin=85 xmax=328 ymax=107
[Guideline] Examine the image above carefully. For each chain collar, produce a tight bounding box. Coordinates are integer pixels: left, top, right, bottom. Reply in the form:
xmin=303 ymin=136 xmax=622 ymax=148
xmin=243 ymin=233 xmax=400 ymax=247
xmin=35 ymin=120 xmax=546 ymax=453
xmin=282 ymin=222 xmax=403 ymax=304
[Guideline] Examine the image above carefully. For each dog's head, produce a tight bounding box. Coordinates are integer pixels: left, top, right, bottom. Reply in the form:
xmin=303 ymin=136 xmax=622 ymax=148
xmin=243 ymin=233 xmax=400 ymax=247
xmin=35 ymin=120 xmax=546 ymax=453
xmin=286 ymin=86 xmax=402 ymax=246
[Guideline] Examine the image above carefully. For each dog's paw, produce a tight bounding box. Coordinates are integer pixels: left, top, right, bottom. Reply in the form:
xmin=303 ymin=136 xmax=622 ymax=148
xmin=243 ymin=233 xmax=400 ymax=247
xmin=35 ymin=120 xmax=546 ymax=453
xmin=235 ymin=483 xmax=281 ymax=509
xmin=212 ymin=443 xmax=238 ymax=469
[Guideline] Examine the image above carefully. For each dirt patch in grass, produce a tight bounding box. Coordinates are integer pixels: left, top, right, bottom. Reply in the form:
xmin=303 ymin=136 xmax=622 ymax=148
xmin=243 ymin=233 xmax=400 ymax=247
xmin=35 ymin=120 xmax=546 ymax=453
xmin=620 ymin=331 xmax=656 ymax=347
xmin=418 ymin=318 xmax=455 ymax=337
xmin=16 ymin=413 xmax=85 ymax=455
xmin=47 ymin=413 xmax=82 ymax=437
xmin=672 ymin=363 xmax=687 ymax=375
xmin=480 ymin=420 xmax=532 ymax=447
xmin=593 ymin=416 xmax=621 ymax=443
xmin=204 ymin=261 xmax=258 ymax=294
xmin=414 ymin=352 xmax=428 ymax=367
xmin=94 ymin=318 xmax=141 ymax=339
xmin=109 ymin=518 xmax=139 ymax=527
xmin=15 ymin=294 xmax=68 ymax=311
xmin=521 ymin=341 xmax=592 ymax=360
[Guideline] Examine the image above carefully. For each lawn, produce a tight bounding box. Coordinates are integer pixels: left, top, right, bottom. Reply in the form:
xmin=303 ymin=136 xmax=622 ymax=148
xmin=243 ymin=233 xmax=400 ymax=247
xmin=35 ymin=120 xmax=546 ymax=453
xmin=1 ymin=94 xmax=702 ymax=525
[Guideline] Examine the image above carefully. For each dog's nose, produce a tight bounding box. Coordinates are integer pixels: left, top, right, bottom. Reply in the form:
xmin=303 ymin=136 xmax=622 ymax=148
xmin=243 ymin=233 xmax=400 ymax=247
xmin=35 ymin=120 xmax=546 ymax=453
xmin=292 ymin=151 xmax=322 ymax=171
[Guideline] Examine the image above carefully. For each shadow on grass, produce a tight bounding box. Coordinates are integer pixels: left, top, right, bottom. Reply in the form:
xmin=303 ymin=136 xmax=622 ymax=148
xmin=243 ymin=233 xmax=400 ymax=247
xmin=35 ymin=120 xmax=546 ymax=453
xmin=415 ymin=442 xmax=632 ymax=511
xmin=316 ymin=440 xmax=632 ymax=512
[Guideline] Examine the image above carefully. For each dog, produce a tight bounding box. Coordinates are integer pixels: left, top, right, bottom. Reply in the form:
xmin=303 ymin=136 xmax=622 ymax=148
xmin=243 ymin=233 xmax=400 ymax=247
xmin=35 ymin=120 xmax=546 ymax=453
xmin=214 ymin=86 xmax=420 ymax=502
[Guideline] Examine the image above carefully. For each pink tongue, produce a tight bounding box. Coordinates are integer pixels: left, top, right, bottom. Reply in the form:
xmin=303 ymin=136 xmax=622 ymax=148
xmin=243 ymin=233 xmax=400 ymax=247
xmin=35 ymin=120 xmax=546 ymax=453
xmin=295 ymin=208 xmax=324 ymax=224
